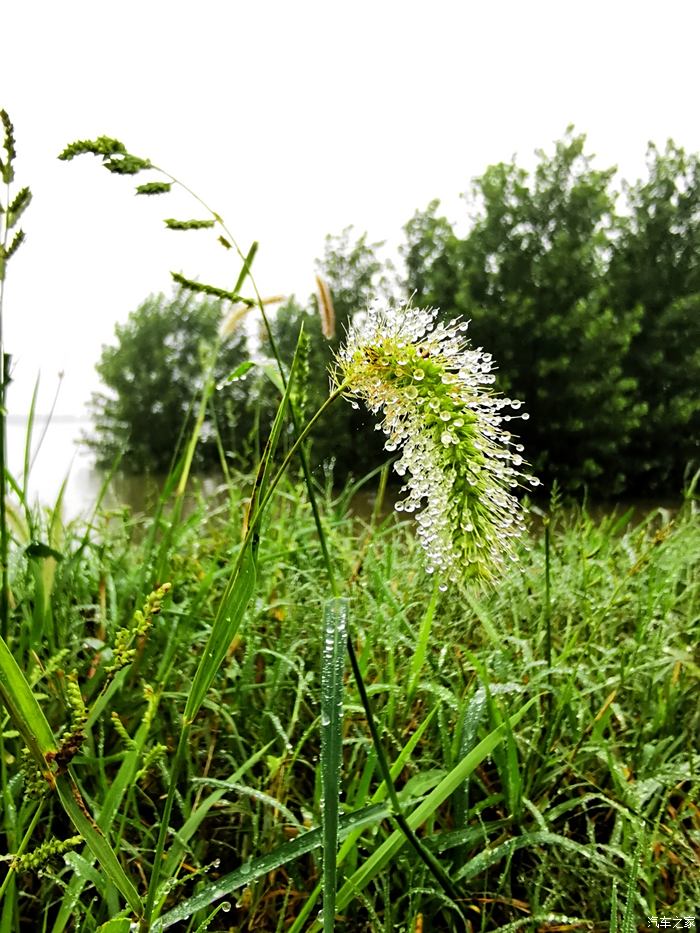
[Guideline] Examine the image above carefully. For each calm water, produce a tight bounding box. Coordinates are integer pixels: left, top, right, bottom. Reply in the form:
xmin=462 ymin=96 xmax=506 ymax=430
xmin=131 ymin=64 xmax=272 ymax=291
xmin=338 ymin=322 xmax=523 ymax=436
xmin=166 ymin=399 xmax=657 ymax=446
xmin=7 ymin=417 xmax=104 ymax=517
xmin=5 ymin=417 xmax=682 ymax=523
xmin=6 ymin=417 xmax=390 ymax=521
xmin=5 ymin=417 xmax=214 ymax=518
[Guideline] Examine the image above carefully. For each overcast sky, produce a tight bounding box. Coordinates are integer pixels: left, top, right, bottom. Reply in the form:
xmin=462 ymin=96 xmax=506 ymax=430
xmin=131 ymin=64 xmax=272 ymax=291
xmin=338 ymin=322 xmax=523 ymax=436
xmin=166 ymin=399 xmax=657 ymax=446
xmin=4 ymin=0 xmax=700 ymax=417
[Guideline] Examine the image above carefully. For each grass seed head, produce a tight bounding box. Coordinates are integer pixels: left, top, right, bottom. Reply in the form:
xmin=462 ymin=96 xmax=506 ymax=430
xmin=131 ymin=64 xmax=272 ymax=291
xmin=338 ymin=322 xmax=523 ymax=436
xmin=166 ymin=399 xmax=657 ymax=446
xmin=333 ymin=300 xmax=539 ymax=584
xmin=316 ymin=275 xmax=336 ymax=340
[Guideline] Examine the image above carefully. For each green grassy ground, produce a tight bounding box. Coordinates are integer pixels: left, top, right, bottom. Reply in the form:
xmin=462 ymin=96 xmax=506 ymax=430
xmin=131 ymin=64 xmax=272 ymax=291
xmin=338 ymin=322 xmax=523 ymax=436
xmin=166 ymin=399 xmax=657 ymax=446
xmin=0 ymin=472 xmax=698 ymax=931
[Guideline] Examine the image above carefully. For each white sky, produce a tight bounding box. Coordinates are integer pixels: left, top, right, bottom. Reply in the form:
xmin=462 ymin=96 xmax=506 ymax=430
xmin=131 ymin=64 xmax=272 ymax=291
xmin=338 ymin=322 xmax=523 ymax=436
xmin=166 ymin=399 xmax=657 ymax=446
xmin=3 ymin=0 xmax=700 ymax=416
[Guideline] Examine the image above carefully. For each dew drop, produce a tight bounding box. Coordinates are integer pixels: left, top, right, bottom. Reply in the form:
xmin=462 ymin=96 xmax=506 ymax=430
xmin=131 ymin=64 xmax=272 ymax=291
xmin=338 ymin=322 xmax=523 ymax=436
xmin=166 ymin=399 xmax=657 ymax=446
xmin=412 ymin=369 xmax=425 ymax=381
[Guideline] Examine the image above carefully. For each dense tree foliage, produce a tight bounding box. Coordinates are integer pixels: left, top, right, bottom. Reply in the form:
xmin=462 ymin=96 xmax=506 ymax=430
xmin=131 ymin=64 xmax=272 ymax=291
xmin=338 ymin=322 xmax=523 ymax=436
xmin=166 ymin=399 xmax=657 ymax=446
xmin=89 ymin=293 xmax=251 ymax=473
xmin=401 ymin=133 xmax=699 ymax=495
xmin=608 ymin=142 xmax=700 ymax=492
xmin=403 ymin=132 xmax=645 ymax=492
xmin=90 ymin=134 xmax=700 ymax=496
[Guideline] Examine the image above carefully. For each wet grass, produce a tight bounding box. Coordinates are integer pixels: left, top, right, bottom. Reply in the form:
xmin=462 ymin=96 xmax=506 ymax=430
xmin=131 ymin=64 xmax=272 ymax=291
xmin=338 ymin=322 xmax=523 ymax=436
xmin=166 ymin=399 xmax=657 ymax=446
xmin=0 ymin=469 xmax=697 ymax=931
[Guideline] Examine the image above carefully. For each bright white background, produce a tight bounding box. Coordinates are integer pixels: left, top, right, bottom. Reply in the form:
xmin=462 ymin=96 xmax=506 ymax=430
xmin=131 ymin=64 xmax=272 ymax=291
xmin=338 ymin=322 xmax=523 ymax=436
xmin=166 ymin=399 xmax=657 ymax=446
xmin=3 ymin=0 xmax=700 ymax=417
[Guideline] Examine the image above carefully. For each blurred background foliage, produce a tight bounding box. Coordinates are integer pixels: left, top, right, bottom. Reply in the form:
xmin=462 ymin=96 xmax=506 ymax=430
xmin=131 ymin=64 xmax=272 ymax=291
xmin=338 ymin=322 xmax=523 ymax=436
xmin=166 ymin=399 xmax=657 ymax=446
xmin=89 ymin=130 xmax=700 ymax=497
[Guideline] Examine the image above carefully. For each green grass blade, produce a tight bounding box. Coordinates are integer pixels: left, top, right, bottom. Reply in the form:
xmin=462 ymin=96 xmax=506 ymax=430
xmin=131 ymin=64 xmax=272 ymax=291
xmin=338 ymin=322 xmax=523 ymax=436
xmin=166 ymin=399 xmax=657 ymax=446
xmin=183 ymin=544 xmax=257 ymax=724
xmin=160 ymin=740 xmax=275 ymax=883
xmin=287 ymin=707 xmax=440 ymax=933
xmin=21 ymin=376 xmax=39 ymax=507
xmin=320 ymin=597 xmax=348 ymax=932
xmin=231 ymin=240 xmax=258 ymax=295
xmin=51 ymin=687 xmax=168 ymax=933
xmin=407 ymin=576 xmax=439 ymax=700
xmin=55 ymin=773 xmax=143 ymax=916
xmin=621 ymin=826 xmax=645 ymax=933
xmin=609 ymin=880 xmax=618 ymax=933
xmin=152 ymin=803 xmax=390 ymax=931
xmin=328 ymin=696 xmax=538 ymax=919
xmin=96 ymin=920 xmax=131 ymax=933
xmin=146 ymin=345 xmax=302 ymax=922
xmin=246 ymin=323 xmax=303 ymax=526
xmin=0 ymin=635 xmax=57 ymax=765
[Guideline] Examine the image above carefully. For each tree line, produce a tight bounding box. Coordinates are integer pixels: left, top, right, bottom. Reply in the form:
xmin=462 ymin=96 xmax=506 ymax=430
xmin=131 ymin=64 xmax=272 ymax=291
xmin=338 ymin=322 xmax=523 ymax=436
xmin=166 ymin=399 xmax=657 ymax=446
xmin=89 ymin=130 xmax=700 ymax=497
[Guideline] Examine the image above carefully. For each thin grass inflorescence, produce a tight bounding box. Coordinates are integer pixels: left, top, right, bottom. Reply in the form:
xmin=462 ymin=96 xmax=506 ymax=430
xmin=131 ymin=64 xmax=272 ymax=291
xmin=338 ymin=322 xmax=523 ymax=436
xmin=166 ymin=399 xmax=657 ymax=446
xmin=334 ymin=299 xmax=540 ymax=584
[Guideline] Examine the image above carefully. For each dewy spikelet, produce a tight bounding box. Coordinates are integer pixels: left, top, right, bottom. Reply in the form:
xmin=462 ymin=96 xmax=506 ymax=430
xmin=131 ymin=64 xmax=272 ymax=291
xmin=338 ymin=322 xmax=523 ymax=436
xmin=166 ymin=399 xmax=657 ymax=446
xmin=333 ymin=301 xmax=539 ymax=584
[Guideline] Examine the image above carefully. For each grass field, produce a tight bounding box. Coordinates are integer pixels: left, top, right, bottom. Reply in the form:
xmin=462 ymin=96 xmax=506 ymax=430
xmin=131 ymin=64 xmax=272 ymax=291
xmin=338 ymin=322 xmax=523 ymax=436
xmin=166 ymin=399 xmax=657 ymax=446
xmin=0 ymin=463 xmax=697 ymax=932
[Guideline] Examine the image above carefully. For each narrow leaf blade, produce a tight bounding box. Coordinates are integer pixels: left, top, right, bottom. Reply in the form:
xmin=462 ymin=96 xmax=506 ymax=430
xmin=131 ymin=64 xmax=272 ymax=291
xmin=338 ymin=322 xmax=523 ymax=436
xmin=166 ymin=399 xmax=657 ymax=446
xmin=320 ymin=598 xmax=348 ymax=931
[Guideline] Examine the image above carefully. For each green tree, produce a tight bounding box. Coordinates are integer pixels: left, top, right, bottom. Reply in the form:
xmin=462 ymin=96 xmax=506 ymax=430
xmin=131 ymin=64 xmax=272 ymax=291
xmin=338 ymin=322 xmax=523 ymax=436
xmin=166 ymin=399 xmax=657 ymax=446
xmin=402 ymin=131 xmax=645 ymax=493
xmin=402 ymin=199 xmax=460 ymax=313
xmin=89 ymin=292 xmax=252 ymax=473
xmin=609 ymin=142 xmax=700 ymax=492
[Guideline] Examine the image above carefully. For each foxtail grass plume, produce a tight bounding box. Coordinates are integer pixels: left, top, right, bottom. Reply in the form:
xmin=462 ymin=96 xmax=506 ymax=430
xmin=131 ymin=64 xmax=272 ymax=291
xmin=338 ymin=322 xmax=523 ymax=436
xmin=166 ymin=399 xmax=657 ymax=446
xmin=333 ymin=301 xmax=539 ymax=584
xmin=218 ymin=296 xmax=285 ymax=338
xmin=219 ymin=302 xmax=253 ymax=338
xmin=316 ymin=275 xmax=336 ymax=340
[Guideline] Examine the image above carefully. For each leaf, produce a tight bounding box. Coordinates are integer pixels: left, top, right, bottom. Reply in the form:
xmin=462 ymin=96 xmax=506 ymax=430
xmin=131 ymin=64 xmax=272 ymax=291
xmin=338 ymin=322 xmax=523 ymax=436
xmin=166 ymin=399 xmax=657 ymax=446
xmin=261 ymin=364 xmax=285 ymax=395
xmin=25 ymin=541 xmax=64 ymax=561
xmin=220 ymin=361 xmax=255 ymax=386
xmin=0 ymin=635 xmax=57 ymax=766
xmin=151 ymin=804 xmax=391 ymax=931
xmin=454 ymin=829 xmax=614 ymax=882
xmin=320 ymin=598 xmax=348 ymax=931
xmin=52 ymin=687 xmax=168 ymax=933
xmin=183 ymin=545 xmax=257 ymax=724
xmin=232 ymin=241 xmax=258 ymax=295
xmin=63 ymin=851 xmax=109 ymax=899
xmin=96 ymin=921 xmax=131 ymax=933
xmin=164 ymin=218 xmax=215 ymax=231
xmin=330 ymin=697 xmax=538 ymax=918
xmin=55 ymin=774 xmax=143 ymax=916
